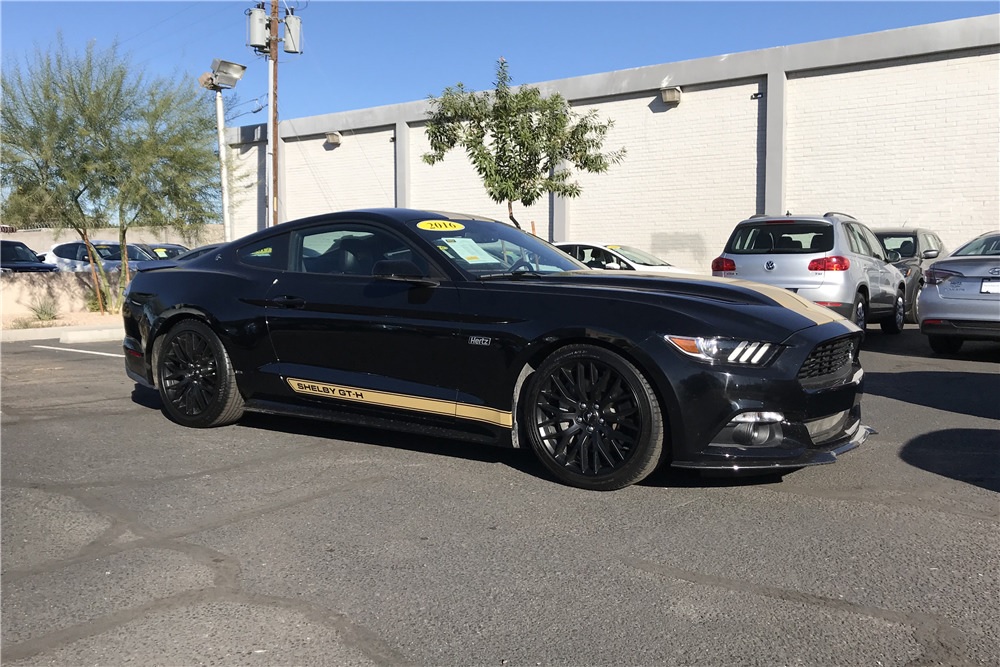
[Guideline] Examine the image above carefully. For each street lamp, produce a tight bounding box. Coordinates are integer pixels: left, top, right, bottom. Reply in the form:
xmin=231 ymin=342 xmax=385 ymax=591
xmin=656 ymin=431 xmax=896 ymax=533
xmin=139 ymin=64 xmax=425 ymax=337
xmin=199 ymin=59 xmax=247 ymax=243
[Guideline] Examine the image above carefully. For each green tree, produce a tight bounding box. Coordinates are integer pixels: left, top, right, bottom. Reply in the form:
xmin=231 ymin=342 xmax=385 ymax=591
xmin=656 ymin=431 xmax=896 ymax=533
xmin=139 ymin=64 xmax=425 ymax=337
xmin=1 ymin=36 xmax=220 ymax=311
xmin=423 ymin=58 xmax=625 ymax=228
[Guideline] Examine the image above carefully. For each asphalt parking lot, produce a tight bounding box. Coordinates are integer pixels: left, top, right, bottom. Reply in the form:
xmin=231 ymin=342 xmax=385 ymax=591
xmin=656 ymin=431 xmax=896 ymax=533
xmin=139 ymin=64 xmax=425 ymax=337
xmin=2 ymin=328 xmax=998 ymax=666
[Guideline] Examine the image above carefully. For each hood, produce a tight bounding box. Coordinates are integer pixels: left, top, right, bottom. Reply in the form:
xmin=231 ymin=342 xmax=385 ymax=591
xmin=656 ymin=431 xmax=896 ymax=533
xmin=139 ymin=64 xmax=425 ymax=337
xmin=506 ymin=271 xmax=852 ymax=340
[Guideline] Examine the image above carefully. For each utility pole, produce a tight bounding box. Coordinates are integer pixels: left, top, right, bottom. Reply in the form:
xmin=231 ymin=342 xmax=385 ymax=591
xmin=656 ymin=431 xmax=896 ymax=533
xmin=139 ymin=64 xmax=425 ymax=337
xmin=247 ymin=2 xmax=303 ymax=228
xmin=268 ymin=0 xmax=279 ymax=228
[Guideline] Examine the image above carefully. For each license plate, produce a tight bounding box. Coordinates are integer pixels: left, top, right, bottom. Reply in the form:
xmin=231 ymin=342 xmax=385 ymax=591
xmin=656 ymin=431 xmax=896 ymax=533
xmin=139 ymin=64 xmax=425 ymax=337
xmin=981 ymin=280 xmax=1000 ymax=294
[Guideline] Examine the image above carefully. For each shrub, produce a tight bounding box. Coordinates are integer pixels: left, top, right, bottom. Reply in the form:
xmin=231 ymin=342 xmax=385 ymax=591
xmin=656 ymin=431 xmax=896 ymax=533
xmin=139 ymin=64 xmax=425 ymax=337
xmin=28 ymin=296 xmax=58 ymax=321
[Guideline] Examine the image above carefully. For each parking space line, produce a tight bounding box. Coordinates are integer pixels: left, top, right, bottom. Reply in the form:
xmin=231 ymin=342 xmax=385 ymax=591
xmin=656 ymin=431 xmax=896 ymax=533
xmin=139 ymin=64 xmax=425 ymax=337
xmin=32 ymin=345 xmax=124 ymax=359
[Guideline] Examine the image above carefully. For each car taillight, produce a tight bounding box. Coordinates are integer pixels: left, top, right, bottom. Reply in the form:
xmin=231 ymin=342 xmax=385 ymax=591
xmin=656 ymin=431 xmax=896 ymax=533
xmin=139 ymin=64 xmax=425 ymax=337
xmin=924 ymin=267 xmax=962 ymax=285
xmin=712 ymin=257 xmax=736 ymax=272
xmin=807 ymin=256 xmax=850 ymax=271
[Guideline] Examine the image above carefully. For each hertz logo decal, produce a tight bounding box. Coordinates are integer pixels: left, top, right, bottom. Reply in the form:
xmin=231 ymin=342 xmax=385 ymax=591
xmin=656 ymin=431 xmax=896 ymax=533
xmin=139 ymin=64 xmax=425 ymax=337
xmin=286 ymin=378 xmax=512 ymax=427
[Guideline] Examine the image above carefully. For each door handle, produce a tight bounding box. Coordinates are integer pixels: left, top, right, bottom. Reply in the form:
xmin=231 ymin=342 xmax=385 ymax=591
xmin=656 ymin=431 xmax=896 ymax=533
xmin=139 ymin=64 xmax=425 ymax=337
xmin=270 ymin=295 xmax=306 ymax=309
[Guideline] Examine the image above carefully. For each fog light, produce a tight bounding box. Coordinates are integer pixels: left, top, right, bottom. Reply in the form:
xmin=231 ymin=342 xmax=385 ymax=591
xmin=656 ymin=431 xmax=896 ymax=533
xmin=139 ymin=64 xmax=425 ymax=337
xmin=731 ymin=411 xmax=784 ymax=424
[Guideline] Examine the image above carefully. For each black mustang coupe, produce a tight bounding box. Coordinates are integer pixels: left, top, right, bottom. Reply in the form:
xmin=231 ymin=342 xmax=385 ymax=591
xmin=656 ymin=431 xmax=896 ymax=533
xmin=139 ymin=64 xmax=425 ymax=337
xmin=123 ymin=208 xmax=870 ymax=490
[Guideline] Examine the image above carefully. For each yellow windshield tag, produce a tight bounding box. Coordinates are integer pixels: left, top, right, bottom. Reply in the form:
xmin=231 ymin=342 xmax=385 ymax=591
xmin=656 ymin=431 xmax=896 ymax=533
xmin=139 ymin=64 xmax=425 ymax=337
xmin=417 ymin=220 xmax=465 ymax=232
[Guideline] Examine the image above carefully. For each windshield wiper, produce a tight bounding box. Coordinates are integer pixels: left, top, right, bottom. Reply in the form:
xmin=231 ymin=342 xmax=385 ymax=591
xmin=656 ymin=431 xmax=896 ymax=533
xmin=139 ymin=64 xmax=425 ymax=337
xmin=478 ymin=271 xmax=546 ymax=280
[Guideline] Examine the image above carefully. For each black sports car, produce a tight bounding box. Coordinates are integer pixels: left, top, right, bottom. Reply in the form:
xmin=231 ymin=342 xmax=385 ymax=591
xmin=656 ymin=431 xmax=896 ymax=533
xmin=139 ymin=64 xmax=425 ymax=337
xmin=123 ymin=208 xmax=871 ymax=490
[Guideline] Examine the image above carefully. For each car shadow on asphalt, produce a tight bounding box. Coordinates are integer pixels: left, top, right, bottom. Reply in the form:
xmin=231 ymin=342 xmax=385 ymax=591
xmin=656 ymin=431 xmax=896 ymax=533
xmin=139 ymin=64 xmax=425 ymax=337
xmin=899 ymin=429 xmax=1000 ymax=493
xmin=864 ymin=371 xmax=1000 ymax=420
xmin=129 ymin=384 xmax=789 ymax=491
xmin=860 ymin=328 xmax=1000 ymax=363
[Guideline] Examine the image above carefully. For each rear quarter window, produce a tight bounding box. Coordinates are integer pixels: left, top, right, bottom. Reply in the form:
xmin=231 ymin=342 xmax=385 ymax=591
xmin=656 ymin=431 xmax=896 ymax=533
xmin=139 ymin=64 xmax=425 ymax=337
xmin=726 ymin=223 xmax=834 ymax=254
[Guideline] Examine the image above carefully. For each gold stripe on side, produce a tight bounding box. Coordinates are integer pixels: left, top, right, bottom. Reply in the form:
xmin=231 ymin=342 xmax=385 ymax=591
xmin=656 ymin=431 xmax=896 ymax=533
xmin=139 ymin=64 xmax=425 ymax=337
xmin=730 ymin=280 xmax=843 ymax=325
xmin=456 ymin=404 xmax=513 ymax=428
xmin=286 ymin=378 xmax=512 ymax=427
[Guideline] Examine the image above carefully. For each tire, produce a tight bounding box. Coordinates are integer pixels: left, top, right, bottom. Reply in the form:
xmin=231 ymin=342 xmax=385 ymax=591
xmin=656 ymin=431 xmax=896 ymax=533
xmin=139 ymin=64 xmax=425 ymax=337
xmin=522 ymin=344 xmax=665 ymax=491
xmin=879 ymin=290 xmax=905 ymax=334
xmin=850 ymin=292 xmax=868 ymax=334
xmin=928 ymin=335 xmax=963 ymax=355
xmin=156 ymin=319 xmax=245 ymax=428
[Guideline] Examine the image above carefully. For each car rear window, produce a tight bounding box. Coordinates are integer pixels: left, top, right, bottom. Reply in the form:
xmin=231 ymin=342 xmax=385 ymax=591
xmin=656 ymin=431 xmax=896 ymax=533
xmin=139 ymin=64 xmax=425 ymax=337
xmin=874 ymin=234 xmax=917 ymax=257
xmin=726 ymin=222 xmax=834 ymax=254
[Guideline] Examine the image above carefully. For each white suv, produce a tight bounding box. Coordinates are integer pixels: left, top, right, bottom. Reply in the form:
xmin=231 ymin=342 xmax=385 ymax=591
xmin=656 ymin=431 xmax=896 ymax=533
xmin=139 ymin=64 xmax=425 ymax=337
xmin=44 ymin=240 xmax=155 ymax=272
xmin=712 ymin=212 xmax=907 ymax=334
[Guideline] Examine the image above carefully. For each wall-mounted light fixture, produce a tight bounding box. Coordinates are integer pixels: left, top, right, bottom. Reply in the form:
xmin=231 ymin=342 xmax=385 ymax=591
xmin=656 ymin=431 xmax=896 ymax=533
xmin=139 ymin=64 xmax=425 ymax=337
xmin=325 ymin=131 xmax=342 ymax=146
xmin=659 ymin=86 xmax=682 ymax=105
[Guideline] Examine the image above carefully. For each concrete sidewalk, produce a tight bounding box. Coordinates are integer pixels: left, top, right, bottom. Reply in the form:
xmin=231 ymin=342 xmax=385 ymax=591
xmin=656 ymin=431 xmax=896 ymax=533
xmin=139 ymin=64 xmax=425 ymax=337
xmin=1 ymin=322 xmax=124 ymax=344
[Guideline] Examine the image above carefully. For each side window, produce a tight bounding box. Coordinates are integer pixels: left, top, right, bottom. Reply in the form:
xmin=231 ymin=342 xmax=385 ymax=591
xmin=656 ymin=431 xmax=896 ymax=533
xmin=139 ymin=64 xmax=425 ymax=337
xmin=859 ymin=226 xmax=886 ymax=260
xmin=54 ymin=244 xmax=80 ymax=260
xmin=238 ymin=234 xmax=289 ymax=271
xmin=293 ymin=224 xmax=432 ymax=277
xmin=844 ymin=225 xmax=868 ymax=256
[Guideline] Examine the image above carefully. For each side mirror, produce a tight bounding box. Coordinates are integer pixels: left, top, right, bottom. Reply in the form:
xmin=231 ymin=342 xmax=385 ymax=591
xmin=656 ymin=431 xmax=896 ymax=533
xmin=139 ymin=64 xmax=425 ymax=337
xmin=36 ymin=253 xmax=46 ymax=262
xmin=885 ymin=250 xmax=901 ymax=262
xmin=922 ymin=249 xmax=940 ymax=260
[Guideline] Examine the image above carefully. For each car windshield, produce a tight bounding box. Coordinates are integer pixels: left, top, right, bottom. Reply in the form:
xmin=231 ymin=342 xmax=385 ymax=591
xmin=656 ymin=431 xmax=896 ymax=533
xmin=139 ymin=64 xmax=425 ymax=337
xmin=410 ymin=218 xmax=585 ymax=276
xmin=952 ymin=233 xmax=1000 ymax=257
xmin=726 ymin=222 xmax=835 ymax=254
xmin=609 ymin=245 xmax=671 ymax=266
xmin=874 ymin=234 xmax=918 ymax=257
xmin=1 ymin=243 xmax=38 ymax=263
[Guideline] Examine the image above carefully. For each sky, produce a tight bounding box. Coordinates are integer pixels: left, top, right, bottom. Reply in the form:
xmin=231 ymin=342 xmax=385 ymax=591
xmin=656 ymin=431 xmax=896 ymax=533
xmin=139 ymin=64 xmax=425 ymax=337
xmin=1 ymin=1 xmax=998 ymax=126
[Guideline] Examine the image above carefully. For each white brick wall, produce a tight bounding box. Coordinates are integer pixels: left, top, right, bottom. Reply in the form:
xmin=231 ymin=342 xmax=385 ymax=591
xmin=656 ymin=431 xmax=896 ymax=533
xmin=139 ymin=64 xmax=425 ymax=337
xmin=408 ymin=123 xmax=551 ymax=234
xmin=786 ymin=47 xmax=1000 ymax=252
xmin=282 ymin=126 xmax=395 ymax=221
xmin=230 ymin=142 xmax=265 ymax=240
xmin=567 ymin=81 xmax=765 ymax=273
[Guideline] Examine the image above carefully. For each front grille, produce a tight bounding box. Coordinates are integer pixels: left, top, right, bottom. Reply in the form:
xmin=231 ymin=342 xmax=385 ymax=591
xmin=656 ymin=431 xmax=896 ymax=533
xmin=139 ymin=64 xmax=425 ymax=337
xmin=798 ymin=336 xmax=856 ymax=380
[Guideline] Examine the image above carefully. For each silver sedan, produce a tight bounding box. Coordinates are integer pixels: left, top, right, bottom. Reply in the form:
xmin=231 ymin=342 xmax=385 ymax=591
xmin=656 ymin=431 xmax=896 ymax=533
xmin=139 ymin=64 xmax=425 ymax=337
xmin=917 ymin=231 xmax=1000 ymax=353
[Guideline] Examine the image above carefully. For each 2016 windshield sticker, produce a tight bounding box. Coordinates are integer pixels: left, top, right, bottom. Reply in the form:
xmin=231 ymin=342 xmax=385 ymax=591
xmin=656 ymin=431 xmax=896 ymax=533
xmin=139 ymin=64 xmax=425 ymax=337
xmin=417 ymin=220 xmax=465 ymax=231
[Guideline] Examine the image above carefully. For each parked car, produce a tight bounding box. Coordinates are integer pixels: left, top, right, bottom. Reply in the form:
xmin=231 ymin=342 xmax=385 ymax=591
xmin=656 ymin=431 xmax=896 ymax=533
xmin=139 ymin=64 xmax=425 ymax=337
xmin=44 ymin=240 xmax=156 ymax=272
xmin=873 ymin=227 xmax=946 ymax=323
xmin=136 ymin=242 xmax=189 ymax=260
xmin=173 ymin=243 xmax=223 ymax=261
xmin=917 ymin=231 xmax=1000 ymax=354
xmin=712 ymin=212 xmax=907 ymax=335
xmin=123 ymin=208 xmax=869 ymax=491
xmin=554 ymin=242 xmax=694 ymax=274
xmin=0 ymin=240 xmax=58 ymax=273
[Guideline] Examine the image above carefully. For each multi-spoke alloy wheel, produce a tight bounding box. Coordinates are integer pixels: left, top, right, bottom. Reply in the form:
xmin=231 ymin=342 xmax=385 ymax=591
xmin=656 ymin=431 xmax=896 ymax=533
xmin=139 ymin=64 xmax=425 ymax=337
xmin=880 ymin=290 xmax=905 ymax=334
xmin=156 ymin=320 xmax=244 ymax=427
xmin=523 ymin=344 xmax=664 ymax=490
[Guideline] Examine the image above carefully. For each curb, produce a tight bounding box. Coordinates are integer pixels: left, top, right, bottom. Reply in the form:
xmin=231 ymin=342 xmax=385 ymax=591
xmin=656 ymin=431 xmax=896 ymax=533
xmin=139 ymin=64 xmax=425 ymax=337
xmin=1 ymin=325 xmax=124 ymax=344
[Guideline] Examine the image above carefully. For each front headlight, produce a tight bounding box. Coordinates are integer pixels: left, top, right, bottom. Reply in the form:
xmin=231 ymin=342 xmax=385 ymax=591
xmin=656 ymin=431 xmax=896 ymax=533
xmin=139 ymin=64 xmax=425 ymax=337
xmin=664 ymin=335 xmax=781 ymax=366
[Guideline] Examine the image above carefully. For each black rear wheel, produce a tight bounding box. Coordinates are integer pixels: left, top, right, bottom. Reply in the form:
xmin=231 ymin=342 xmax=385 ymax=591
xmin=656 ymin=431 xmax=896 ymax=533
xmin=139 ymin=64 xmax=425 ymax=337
xmin=850 ymin=292 xmax=868 ymax=334
xmin=880 ymin=290 xmax=905 ymax=334
xmin=156 ymin=320 xmax=245 ymax=428
xmin=522 ymin=344 xmax=665 ymax=491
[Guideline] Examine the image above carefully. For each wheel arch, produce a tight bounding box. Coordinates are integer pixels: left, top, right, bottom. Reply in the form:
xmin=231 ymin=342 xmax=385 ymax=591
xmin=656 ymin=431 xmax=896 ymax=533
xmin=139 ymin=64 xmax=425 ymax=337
xmin=147 ymin=309 xmax=220 ymax=389
xmin=509 ymin=331 xmax=681 ymax=457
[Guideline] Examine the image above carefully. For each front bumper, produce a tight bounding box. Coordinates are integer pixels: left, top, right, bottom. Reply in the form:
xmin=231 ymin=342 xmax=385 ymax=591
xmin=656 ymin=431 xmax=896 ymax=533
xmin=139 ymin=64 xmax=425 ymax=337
xmin=641 ymin=322 xmax=868 ymax=471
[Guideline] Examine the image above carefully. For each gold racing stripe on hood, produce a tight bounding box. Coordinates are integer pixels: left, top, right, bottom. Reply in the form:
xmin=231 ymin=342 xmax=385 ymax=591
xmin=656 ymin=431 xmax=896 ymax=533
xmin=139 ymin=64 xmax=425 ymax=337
xmin=728 ymin=279 xmax=844 ymax=325
xmin=286 ymin=378 xmax=513 ymax=427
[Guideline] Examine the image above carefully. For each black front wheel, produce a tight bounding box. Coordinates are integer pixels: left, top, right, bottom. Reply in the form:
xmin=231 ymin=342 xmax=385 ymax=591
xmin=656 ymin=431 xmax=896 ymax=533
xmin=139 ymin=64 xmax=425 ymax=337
xmin=156 ymin=320 xmax=245 ymax=428
xmin=522 ymin=345 xmax=666 ymax=491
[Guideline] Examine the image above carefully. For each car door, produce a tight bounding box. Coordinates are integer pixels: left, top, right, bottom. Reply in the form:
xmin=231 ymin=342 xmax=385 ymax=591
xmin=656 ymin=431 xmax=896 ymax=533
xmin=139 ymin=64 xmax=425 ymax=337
xmin=260 ymin=220 xmax=486 ymax=421
xmin=860 ymin=224 xmax=899 ymax=313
